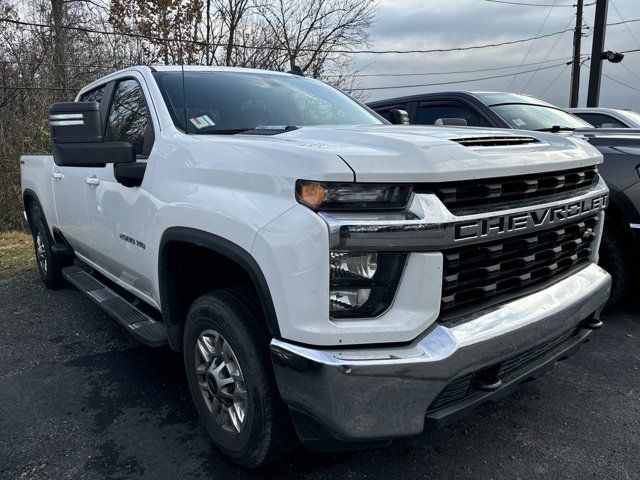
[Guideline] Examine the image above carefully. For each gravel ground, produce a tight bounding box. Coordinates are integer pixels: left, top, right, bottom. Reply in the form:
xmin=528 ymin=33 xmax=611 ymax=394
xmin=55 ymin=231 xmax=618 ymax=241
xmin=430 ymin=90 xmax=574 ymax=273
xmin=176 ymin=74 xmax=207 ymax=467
xmin=1 ymin=269 xmax=639 ymax=480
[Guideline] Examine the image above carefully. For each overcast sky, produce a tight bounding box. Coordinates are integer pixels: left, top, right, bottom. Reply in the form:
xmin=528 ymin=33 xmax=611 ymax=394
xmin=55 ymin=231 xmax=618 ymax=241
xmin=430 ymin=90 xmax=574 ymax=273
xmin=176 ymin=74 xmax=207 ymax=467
xmin=355 ymin=0 xmax=640 ymax=111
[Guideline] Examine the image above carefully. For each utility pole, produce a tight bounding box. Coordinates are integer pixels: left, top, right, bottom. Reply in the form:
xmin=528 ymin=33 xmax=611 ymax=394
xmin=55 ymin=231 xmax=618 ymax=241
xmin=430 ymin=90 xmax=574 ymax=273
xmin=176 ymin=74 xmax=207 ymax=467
xmin=587 ymin=0 xmax=609 ymax=107
xmin=569 ymin=0 xmax=583 ymax=107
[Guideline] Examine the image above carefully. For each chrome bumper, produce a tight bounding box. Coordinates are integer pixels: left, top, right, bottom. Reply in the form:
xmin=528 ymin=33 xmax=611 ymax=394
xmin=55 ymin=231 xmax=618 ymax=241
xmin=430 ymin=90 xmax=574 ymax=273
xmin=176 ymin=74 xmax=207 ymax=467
xmin=270 ymin=263 xmax=611 ymax=444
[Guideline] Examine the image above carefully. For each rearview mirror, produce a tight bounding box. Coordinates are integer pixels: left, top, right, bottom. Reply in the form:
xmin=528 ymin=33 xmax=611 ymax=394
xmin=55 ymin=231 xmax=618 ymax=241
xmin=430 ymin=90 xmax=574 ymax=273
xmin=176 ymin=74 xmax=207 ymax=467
xmin=49 ymin=102 xmax=135 ymax=167
xmin=389 ymin=109 xmax=410 ymax=125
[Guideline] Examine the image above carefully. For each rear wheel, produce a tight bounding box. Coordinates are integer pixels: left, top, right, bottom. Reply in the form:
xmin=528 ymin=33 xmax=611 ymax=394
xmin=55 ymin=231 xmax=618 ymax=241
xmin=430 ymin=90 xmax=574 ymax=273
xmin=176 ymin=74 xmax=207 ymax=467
xmin=31 ymin=216 xmax=67 ymax=289
xmin=599 ymin=228 xmax=631 ymax=304
xmin=183 ymin=287 xmax=295 ymax=468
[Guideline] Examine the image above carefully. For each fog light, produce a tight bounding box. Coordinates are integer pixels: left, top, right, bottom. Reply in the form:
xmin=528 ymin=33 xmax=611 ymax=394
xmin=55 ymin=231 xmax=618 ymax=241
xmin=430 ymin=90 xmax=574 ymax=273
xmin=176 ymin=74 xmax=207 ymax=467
xmin=329 ymin=252 xmax=407 ymax=319
xmin=330 ymin=288 xmax=372 ymax=311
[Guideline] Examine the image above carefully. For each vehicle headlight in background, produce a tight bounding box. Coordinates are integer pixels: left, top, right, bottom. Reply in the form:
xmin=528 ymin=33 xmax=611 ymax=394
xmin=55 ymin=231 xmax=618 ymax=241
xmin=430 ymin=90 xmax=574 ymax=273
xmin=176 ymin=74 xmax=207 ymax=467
xmin=329 ymin=251 xmax=407 ymax=318
xmin=296 ymin=181 xmax=413 ymax=211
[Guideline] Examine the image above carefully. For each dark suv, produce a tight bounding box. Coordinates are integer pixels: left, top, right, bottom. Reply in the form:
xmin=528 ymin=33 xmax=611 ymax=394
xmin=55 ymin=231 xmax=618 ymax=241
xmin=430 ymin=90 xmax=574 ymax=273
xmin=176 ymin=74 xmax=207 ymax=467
xmin=369 ymin=92 xmax=640 ymax=303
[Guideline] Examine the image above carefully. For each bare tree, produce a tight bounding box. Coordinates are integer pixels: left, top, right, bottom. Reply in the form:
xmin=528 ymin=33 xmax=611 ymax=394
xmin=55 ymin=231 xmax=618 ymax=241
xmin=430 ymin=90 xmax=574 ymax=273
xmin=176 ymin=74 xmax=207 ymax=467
xmin=257 ymin=0 xmax=376 ymax=76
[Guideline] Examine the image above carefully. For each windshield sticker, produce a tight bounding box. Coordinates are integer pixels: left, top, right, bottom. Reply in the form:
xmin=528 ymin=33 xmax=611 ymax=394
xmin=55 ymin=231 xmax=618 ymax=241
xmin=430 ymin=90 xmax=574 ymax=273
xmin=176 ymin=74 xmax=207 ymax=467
xmin=513 ymin=118 xmax=527 ymax=127
xmin=189 ymin=115 xmax=216 ymax=129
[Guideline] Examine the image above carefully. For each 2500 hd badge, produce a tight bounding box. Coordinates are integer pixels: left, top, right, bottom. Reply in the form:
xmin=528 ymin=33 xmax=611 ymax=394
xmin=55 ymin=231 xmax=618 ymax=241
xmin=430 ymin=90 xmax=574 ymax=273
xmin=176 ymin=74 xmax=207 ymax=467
xmin=454 ymin=193 xmax=609 ymax=241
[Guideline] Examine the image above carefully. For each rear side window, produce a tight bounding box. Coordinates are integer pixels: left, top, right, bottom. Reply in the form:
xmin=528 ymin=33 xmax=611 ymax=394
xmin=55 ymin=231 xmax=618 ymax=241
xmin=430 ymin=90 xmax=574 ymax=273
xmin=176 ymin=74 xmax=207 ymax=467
xmin=416 ymin=104 xmax=489 ymax=127
xmin=105 ymin=79 xmax=153 ymax=156
xmin=573 ymin=113 xmax=627 ymax=128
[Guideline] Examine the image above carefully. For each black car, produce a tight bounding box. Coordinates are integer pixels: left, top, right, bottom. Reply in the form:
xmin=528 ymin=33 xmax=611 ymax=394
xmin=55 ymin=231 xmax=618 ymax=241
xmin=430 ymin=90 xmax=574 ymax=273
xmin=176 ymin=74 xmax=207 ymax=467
xmin=369 ymin=92 xmax=640 ymax=303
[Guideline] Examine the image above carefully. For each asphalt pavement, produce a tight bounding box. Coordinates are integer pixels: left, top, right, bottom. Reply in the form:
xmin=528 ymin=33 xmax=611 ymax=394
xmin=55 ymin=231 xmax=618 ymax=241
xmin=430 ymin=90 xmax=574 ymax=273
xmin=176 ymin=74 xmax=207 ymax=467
xmin=1 ymin=269 xmax=639 ymax=480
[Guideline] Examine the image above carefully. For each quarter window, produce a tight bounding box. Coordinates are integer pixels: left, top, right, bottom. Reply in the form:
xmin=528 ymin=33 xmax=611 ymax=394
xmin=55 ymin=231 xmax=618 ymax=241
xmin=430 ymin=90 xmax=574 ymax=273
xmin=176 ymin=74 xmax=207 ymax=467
xmin=105 ymin=79 xmax=153 ymax=156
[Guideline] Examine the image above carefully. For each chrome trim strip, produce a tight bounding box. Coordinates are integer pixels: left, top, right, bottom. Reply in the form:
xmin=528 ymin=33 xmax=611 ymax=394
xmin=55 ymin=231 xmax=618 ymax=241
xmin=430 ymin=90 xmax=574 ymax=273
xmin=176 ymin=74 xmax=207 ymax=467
xmin=321 ymin=177 xmax=609 ymax=252
xmin=630 ymin=223 xmax=640 ymax=230
xmin=49 ymin=113 xmax=83 ymax=120
xmin=49 ymin=120 xmax=84 ymax=126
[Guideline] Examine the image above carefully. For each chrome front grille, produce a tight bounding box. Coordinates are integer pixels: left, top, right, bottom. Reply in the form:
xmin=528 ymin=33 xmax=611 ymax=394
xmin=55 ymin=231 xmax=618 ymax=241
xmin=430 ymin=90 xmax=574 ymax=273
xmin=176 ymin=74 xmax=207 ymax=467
xmin=439 ymin=215 xmax=599 ymax=323
xmin=423 ymin=166 xmax=599 ymax=214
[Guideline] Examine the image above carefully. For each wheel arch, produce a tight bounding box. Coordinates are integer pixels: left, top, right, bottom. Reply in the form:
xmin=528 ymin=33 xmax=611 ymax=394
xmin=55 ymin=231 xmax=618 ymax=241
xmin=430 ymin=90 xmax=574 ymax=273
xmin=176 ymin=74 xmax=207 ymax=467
xmin=158 ymin=227 xmax=281 ymax=351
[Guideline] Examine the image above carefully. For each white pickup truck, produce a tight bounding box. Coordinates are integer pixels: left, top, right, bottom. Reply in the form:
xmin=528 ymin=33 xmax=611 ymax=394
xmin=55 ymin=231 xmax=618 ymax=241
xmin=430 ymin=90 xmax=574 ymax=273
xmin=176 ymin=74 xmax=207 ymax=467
xmin=21 ymin=65 xmax=611 ymax=468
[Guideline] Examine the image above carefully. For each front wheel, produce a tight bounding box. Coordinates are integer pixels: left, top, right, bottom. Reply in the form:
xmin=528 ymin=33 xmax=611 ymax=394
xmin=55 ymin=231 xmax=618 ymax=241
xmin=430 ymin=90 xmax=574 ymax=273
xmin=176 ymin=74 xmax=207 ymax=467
xmin=183 ymin=287 xmax=295 ymax=468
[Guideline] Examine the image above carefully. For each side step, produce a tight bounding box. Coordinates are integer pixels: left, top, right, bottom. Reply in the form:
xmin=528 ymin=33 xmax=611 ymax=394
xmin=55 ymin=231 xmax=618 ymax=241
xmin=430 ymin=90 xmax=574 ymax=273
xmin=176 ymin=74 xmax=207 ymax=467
xmin=62 ymin=266 xmax=167 ymax=347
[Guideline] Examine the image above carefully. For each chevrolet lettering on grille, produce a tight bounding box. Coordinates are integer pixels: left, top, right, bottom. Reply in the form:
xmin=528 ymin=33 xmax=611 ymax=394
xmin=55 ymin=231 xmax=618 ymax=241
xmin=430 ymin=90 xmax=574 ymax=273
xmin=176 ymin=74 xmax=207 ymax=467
xmin=454 ymin=193 xmax=609 ymax=242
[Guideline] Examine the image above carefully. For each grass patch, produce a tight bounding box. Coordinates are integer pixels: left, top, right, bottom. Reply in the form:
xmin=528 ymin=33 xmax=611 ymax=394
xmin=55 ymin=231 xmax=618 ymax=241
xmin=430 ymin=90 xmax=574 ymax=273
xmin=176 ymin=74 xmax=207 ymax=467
xmin=0 ymin=230 xmax=35 ymax=279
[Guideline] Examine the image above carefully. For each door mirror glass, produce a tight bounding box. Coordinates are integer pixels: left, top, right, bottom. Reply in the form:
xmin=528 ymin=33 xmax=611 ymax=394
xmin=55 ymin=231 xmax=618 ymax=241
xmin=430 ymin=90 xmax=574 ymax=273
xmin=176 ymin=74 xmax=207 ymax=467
xmin=389 ymin=109 xmax=410 ymax=125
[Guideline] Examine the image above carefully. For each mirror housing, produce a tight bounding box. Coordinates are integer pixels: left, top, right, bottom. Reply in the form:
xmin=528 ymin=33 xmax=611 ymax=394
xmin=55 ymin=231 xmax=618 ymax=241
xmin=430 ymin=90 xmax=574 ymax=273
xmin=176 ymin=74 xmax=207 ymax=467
xmin=389 ymin=109 xmax=410 ymax=125
xmin=435 ymin=118 xmax=468 ymax=126
xmin=49 ymin=102 xmax=135 ymax=167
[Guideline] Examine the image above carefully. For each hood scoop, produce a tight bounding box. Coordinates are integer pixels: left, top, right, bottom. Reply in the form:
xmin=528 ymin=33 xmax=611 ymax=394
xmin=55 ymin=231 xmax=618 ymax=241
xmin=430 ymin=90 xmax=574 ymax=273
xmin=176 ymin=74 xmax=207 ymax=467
xmin=452 ymin=135 xmax=540 ymax=147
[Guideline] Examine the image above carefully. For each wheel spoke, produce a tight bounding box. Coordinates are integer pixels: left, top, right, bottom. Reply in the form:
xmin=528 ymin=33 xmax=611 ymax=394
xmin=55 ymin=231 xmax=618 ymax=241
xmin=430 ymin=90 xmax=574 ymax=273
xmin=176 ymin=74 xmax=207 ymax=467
xmin=194 ymin=329 xmax=248 ymax=435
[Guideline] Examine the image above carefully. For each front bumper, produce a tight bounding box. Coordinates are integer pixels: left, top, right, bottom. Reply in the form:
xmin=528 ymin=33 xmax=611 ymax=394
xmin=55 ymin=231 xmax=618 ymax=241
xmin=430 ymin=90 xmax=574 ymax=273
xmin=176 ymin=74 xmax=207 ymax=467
xmin=270 ymin=263 xmax=611 ymax=447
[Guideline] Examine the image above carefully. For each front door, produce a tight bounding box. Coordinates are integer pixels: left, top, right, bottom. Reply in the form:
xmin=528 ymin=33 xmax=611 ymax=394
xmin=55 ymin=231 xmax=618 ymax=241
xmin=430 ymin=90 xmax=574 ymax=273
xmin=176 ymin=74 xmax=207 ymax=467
xmin=83 ymin=76 xmax=157 ymax=303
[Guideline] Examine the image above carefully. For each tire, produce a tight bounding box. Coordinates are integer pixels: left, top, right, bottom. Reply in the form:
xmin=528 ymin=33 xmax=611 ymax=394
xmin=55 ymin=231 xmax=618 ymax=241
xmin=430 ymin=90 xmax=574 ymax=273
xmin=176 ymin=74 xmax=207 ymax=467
xmin=183 ymin=287 xmax=295 ymax=468
xmin=31 ymin=216 xmax=67 ymax=289
xmin=599 ymin=228 xmax=631 ymax=304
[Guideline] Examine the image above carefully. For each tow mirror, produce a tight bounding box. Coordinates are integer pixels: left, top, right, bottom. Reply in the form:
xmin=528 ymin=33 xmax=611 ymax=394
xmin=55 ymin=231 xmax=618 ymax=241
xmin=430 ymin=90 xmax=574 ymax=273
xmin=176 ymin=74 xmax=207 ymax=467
xmin=389 ymin=109 xmax=410 ymax=125
xmin=435 ymin=118 xmax=468 ymax=126
xmin=49 ymin=102 xmax=135 ymax=167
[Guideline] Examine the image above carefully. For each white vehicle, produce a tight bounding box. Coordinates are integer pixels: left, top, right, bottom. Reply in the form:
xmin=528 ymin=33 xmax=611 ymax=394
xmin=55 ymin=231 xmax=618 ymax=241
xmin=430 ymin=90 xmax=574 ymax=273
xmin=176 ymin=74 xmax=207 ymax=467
xmin=21 ymin=66 xmax=611 ymax=468
xmin=567 ymin=107 xmax=640 ymax=129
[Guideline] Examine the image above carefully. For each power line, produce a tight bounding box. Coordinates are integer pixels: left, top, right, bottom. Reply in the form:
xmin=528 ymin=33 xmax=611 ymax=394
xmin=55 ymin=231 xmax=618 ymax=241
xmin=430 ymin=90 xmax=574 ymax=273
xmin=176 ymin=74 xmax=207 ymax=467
xmin=508 ymin=0 xmax=559 ymax=90
xmin=584 ymin=64 xmax=640 ymax=94
xmin=356 ymin=61 xmax=568 ymax=91
xmin=0 ymin=17 xmax=575 ymax=56
xmin=483 ymin=0 xmax=589 ymax=6
xmin=609 ymin=2 xmax=640 ymax=49
xmin=540 ymin=62 xmax=571 ymax=95
xmin=325 ymin=55 xmax=581 ymax=77
xmin=521 ymin=13 xmax=576 ymax=92
xmin=607 ymin=17 xmax=640 ymax=27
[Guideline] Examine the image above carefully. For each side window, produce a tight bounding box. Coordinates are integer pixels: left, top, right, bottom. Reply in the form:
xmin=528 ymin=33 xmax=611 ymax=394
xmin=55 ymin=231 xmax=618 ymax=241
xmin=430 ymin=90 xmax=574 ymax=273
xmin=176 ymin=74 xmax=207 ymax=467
xmin=574 ymin=113 xmax=626 ymax=128
xmin=105 ymin=79 xmax=154 ymax=156
xmin=416 ymin=103 xmax=489 ymax=127
xmin=79 ymin=86 xmax=105 ymax=103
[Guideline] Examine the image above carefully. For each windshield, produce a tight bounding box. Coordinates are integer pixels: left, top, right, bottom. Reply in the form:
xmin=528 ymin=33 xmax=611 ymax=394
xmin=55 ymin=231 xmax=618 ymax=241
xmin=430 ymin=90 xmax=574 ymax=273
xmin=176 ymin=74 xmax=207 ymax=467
xmin=153 ymin=71 xmax=382 ymax=133
xmin=489 ymin=103 xmax=593 ymax=131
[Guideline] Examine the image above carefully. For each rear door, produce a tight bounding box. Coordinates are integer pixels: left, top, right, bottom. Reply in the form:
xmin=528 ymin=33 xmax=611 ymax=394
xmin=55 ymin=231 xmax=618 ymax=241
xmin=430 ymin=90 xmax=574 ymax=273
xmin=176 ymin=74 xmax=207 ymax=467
xmin=83 ymin=75 xmax=158 ymax=302
xmin=50 ymin=86 xmax=107 ymax=254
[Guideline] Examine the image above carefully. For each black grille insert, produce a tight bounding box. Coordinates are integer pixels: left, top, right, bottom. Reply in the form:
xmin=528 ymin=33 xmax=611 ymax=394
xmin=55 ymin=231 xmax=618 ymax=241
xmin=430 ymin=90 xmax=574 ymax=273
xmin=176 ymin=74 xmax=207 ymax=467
xmin=440 ymin=216 xmax=598 ymax=322
xmin=427 ymin=328 xmax=581 ymax=413
xmin=420 ymin=166 xmax=598 ymax=214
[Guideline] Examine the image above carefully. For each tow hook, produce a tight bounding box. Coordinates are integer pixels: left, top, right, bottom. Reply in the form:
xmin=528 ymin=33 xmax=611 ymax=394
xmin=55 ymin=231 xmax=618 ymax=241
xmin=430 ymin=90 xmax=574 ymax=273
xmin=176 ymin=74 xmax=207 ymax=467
xmin=582 ymin=311 xmax=604 ymax=330
xmin=474 ymin=367 xmax=503 ymax=392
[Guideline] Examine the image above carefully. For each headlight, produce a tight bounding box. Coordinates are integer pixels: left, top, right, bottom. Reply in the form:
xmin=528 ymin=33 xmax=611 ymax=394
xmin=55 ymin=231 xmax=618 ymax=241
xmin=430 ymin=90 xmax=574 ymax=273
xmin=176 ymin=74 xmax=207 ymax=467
xmin=329 ymin=251 xmax=407 ymax=318
xmin=296 ymin=180 xmax=413 ymax=211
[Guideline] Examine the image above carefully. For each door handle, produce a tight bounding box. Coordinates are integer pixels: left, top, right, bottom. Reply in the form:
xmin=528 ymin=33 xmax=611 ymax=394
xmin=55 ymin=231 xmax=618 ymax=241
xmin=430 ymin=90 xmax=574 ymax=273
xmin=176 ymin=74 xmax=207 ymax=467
xmin=52 ymin=172 xmax=64 ymax=180
xmin=85 ymin=176 xmax=100 ymax=186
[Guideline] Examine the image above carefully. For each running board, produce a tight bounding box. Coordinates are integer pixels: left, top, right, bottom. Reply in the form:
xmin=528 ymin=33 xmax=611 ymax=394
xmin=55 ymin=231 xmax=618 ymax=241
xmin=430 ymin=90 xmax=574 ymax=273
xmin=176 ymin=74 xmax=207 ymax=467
xmin=62 ymin=266 xmax=167 ymax=347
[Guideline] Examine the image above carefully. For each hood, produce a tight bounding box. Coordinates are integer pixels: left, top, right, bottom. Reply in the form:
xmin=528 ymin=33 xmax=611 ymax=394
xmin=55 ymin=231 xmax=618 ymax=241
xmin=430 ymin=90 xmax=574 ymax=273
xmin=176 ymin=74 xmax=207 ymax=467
xmin=269 ymin=125 xmax=603 ymax=183
xmin=186 ymin=124 xmax=603 ymax=183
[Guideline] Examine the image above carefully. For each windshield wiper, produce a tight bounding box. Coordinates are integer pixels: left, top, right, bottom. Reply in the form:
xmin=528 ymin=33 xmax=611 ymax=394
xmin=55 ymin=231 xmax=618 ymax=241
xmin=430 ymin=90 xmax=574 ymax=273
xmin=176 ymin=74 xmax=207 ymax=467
xmin=194 ymin=125 xmax=299 ymax=135
xmin=195 ymin=128 xmax=254 ymax=135
xmin=536 ymin=125 xmax=576 ymax=133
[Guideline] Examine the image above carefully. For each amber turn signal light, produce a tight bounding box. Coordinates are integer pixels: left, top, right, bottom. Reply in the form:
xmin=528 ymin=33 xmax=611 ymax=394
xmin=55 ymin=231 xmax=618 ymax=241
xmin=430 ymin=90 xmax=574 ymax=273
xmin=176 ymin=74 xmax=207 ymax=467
xmin=297 ymin=181 xmax=326 ymax=208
